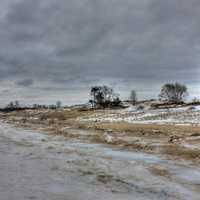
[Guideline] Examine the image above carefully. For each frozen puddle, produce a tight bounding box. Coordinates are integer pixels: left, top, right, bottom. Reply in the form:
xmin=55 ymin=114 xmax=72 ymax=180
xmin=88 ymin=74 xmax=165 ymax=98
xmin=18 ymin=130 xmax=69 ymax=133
xmin=0 ymin=122 xmax=200 ymax=200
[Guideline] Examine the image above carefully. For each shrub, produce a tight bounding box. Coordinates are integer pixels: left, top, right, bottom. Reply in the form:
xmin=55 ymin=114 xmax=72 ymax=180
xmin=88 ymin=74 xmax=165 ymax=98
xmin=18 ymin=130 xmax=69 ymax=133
xmin=159 ymin=82 xmax=188 ymax=103
xmin=90 ymin=85 xmax=121 ymax=108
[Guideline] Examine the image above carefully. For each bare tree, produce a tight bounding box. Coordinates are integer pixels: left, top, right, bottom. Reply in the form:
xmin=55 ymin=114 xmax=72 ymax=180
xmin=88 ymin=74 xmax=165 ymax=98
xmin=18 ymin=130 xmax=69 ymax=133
xmin=14 ymin=100 xmax=20 ymax=108
xmin=159 ymin=82 xmax=188 ymax=102
xmin=7 ymin=101 xmax=14 ymax=108
xmin=130 ymin=90 xmax=137 ymax=105
xmin=90 ymin=86 xmax=100 ymax=106
xmin=33 ymin=104 xmax=38 ymax=109
xmin=56 ymin=101 xmax=62 ymax=108
xmin=89 ymin=99 xmax=95 ymax=108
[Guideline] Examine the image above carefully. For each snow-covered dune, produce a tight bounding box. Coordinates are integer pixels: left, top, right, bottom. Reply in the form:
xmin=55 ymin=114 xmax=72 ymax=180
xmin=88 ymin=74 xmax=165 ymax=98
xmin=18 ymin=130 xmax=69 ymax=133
xmin=79 ymin=105 xmax=200 ymax=126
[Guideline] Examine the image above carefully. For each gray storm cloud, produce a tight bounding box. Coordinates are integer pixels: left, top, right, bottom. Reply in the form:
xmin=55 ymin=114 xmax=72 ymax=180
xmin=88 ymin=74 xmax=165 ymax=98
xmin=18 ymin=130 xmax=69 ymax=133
xmin=17 ymin=79 xmax=34 ymax=87
xmin=0 ymin=0 xmax=199 ymax=105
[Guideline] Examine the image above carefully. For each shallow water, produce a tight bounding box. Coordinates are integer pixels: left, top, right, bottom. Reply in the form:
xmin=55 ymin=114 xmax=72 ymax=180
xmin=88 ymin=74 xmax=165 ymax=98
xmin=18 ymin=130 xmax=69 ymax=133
xmin=0 ymin=122 xmax=199 ymax=200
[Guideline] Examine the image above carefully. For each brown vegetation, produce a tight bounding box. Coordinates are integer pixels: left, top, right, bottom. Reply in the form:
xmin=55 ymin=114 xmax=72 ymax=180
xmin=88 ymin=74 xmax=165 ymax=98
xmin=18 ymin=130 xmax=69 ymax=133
xmin=1 ymin=108 xmax=200 ymax=164
xmin=163 ymin=145 xmax=200 ymax=160
xmin=148 ymin=166 xmax=170 ymax=178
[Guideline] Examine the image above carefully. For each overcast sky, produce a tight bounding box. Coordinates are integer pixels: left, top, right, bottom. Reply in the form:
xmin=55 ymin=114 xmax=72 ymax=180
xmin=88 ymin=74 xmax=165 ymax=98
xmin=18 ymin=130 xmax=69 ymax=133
xmin=0 ymin=0 xmax=199 ymax=106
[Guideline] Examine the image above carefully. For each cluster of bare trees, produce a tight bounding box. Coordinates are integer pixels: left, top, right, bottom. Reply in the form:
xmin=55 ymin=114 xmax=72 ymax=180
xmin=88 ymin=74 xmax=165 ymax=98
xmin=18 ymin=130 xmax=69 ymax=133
xmin=7 ymin=101 xmax=20 ymax=109
xmin=90 ymin=82 xmax=188 ymax=108
xmin=33 ymin=101 xmax=62 ymax=109
xmin=90 ymin=85 xmax=122 ymax=108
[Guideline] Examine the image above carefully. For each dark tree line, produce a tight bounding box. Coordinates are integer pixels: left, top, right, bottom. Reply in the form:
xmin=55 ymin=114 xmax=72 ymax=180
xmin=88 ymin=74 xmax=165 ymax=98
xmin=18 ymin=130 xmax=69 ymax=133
xmin=3 ymin=82 xmax=189 ymax=112
xmin=5 ymin=101 xmax=62 ymax=110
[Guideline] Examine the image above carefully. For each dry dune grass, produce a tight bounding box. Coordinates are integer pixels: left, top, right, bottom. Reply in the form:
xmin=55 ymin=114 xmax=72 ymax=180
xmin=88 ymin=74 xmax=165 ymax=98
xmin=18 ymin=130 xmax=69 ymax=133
xmin=6 ymin=109 xmax=92 ymax=125
xmin=79 ymin=122 xmax=200 ymax=138
xmin=148 ymin=166 xmax=170 ymax=178
xmin=39 ymin=112 xmax=66 ymax=121
xmin=163 ymin=145 xmax=200 ymax=160
xmin=2 ymin=108 xmax=200 ymax=163
xmin=39 ymin=110 xmax=88 ymax=121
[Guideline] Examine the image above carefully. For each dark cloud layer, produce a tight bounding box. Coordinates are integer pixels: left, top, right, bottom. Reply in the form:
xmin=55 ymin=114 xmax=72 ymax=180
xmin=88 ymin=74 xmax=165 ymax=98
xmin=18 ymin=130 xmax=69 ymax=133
xmin=17 ymin=79 xmax=34 ymax=87
xmin=0 ymin=0 xmax=199 ymax=105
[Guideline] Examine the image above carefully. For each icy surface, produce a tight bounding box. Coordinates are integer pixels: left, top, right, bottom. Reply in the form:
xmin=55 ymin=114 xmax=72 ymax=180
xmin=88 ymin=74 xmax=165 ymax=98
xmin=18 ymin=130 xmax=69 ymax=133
xmin=0 ymin=122 xmax=200 ymax=200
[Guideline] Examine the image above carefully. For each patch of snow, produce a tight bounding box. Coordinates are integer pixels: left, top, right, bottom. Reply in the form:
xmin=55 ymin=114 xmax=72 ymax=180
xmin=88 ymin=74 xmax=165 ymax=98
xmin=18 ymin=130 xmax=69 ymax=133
xmin=78 ymin=105 xmax=200 ymax=126
xmin=103 ymin=133 xmax=114 ymax=143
